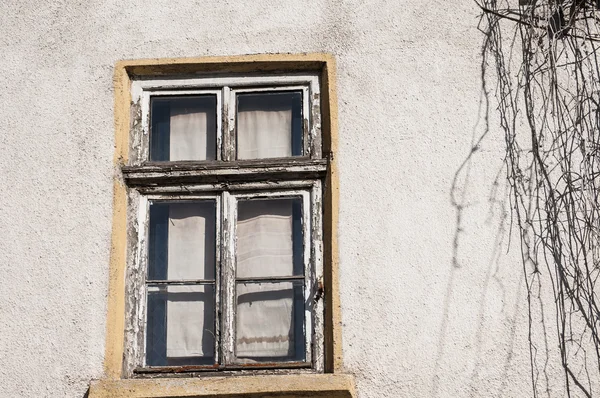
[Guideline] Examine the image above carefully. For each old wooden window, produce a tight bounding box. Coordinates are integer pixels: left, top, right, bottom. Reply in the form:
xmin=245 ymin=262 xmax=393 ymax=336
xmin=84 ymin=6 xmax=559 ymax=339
xmin=122 ymin=73 xmax=325 ymax=376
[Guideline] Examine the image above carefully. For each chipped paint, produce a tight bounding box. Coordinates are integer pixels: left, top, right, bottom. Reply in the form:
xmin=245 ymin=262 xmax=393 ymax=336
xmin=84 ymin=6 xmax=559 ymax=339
xmin=103 ymin=55 xmax=345 ymax=397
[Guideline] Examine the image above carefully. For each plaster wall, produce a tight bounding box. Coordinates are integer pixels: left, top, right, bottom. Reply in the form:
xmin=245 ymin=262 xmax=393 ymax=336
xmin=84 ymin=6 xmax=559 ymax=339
xmin=0 ymin=1 xmax=533 ymax=397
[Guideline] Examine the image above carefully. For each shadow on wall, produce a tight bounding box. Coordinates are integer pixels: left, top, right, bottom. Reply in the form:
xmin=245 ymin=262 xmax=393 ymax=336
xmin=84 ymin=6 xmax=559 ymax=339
xmin=429 ymin=26 xmax=525 ymax=397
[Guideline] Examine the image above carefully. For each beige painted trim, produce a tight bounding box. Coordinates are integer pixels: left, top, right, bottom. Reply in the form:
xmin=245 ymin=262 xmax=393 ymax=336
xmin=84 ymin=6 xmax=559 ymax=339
xmin=105 ymin=53 xmax=343 ymax=382
xmin=89 ymin=374 xmax=355 ymax=398
xmin=104 ymin=64 xmax=132 ymax=378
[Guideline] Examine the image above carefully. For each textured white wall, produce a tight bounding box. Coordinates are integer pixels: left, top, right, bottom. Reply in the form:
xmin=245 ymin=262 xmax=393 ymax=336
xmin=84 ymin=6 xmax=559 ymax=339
xmin=0 ymin=1 xmax=533 ymax=397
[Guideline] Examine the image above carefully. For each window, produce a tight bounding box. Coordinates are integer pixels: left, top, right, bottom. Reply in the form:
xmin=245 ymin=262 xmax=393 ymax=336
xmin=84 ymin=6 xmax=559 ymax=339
xmin=121 ymin=72 xmax=326 ymax=376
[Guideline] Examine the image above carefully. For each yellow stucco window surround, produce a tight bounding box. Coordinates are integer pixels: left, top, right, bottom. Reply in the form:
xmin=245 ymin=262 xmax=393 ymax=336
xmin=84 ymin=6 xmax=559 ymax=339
xmin=93 ymin=53 xmax=353 ymax=397
xmin=89 ymin=374 xmax=355 ymax=398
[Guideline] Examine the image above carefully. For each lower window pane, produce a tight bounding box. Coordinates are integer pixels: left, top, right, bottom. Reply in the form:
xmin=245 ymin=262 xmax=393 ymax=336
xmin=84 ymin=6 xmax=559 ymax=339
xmin=146 ymin=285 xmax=215 ymax=366
xmin=235 ymin=281 xmax=305 ymax=362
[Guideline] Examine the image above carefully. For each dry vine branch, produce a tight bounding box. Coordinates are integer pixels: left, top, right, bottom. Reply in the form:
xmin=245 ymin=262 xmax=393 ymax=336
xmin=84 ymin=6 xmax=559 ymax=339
xmin=478 ymin=0 xmax=600 ymax=396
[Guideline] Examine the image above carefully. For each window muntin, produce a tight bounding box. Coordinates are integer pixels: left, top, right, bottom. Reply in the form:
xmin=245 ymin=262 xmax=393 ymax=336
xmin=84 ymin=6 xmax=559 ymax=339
xmin=125 ymin=73 xmax=323 ymax=376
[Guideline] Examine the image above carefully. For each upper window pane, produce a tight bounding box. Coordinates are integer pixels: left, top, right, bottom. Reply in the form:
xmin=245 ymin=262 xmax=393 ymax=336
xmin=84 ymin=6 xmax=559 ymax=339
xmin=236 ymin=91 xmax=303 ymax=159
xmin=148 ymin=201 xmax=216 ymax=281
xmin=150 ymin=95 xmax=217 ymax=161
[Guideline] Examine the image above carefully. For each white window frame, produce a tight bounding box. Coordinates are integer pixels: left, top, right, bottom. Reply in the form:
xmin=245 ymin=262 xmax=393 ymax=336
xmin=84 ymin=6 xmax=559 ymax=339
xmin=122 ymin=73 xmax=325 ymax=377
xmin=129 ymin=74 xmax=322 ymax=164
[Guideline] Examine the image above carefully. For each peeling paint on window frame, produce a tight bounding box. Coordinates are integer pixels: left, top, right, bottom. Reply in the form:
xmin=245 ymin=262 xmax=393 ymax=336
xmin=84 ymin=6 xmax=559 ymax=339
xmin=122 ymin=72 xmax=325 ymax=378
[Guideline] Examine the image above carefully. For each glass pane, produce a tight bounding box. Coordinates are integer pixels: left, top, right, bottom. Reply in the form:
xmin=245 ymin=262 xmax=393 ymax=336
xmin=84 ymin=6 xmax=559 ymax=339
xmin=236 ymin=91 xmax=303 ymax=159
xmin=236 ymin=281 xmax=305 ymax=361
xmin=148 ymin=201 xmax=216 ymax=281
xmin=236 ymin=198 xmax=303 ymax=278
xmin=146 ymin=284 xmax=215 ymax=366
xmin=150 ymin=95 xmax=217 ymax=161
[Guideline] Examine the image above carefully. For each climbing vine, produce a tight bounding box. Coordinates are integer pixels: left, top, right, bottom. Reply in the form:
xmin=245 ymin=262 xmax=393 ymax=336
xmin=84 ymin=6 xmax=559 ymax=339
xmin=477 ymin=0 xmax=600 ymax=396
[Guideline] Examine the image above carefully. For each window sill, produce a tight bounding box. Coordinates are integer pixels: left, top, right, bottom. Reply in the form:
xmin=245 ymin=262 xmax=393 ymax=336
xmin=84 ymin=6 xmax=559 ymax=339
xmin=88 ymin=373 xmax=356 ymax=398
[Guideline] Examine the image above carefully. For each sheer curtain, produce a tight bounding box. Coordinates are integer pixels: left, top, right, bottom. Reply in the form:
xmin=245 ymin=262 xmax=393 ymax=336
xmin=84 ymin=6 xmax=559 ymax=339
xmin=237 ymin=94 xmax=293 ymax=159
xmin=235 ymin=94 xmax=303 ymax=360
xmin=165 ymin=203 xmax=215 ymax=361
xmin=169 ymin=98 xmax=216 ymax=161
xmin=150 ymin=96 xmax=216 ymax=161
xmin=236 ymin=199 xmax=303 ymax=360
xmin=147 ymin=202 xmax=215 ymax=365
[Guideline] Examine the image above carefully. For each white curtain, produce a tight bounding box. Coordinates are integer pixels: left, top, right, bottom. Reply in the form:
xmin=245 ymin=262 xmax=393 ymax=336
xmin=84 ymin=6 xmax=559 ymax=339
xmin=236 ymin=283 xmax=295 ymax=358
xmin=235 ymin=200 xmax=297 ymax=358
xmin=165 ymin=285 xmax=213 ymax=360
xmin=169 ymin=98 xmax=216 ymax=161
xmin=236 ymin=200 xmax=294 ymax=278
xmin=235 ymin=95 xmax=298 ymax=358
xmin=237 ymin=97 xmax=293 ymax=159
xmin=165 ymin=203 xmax=215 ymax=360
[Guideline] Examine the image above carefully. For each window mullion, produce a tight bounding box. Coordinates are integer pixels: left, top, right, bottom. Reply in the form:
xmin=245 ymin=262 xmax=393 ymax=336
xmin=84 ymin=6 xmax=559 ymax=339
xmin=309 ymin=83 xmax=322 ymax=159
xmin=134 ymin=194 xmax=149 ymax=372
xmin=310 ymin=180 xmax=324 ymax=372
xmin=228 ymin=87 xmax=237 ymax=161
xmin=302 ymin=87 xmax=311 ymax=157
xmin=213 ymin=194 xmax=222 ymax=366
xmin=301 ymin=190 xmax=312 ymax=365
xmin=216 ymin=91 xmax=223 ymax=162
xmin=222 ymin=86 xmax=236 ymax=161
xmin=220 ymin=191 xmax=236 ymax=364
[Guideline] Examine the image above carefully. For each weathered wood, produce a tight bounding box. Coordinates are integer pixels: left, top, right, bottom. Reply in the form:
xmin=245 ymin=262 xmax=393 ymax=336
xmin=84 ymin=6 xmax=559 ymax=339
xmin=128 ymin=98 xmax=144 ymax=165
xmin=221 ymin=192 xmax=236 ymax=365
xmin=124 ymin=158 xmax=327 ymax=172
xmin=123 ymin=72 xmax=327 ymax=376
xmin=122 ymin=191 xmax=148 ymax=376
xmin=302 ymin=86 xmax=311 ymax=157
xmin=146 ymin=279 xmax=216 ymax=285
xmin=222 ymin=86 xmax=233 ymax=161
xmin=134 ymin=361 xmax=311 ymax=374
xmin=310 ymin=180 xmax=325 ymax=372
xmin=235 ymin=275 xmax=305 ymax=283
xmin=216 ymin=91 xmax=223 ymax=161
xmin=138 ymin=180 xmax=316 ymax=194
xmin=213 ymin=194 xmax=222 ymax=365
xmin=122 ymin=158 xmax=327 ymax=186
xmin=132 ymin=73 xmax=320 ymax=91
xmin=302 ymin=190 xmax=313 ymax=364
xmin=310 ymin=91 xmax=323 ymax=159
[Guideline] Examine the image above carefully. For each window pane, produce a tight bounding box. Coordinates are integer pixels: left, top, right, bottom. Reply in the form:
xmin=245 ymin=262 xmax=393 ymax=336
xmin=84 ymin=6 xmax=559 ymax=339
xmin=236 ymin=91 xmax=303 ymax=159
xmin=150 ymin=95 xmax=217 ymax=161
xmin=148 ymin=201 xmax=216 ymax=281
xmin=237 ymin=198 xmax=303 ymax=278
xmin=146 ymin=284 xmax=215 ymax=366
xmin=236 ymin=281 xmax=305 ymax=361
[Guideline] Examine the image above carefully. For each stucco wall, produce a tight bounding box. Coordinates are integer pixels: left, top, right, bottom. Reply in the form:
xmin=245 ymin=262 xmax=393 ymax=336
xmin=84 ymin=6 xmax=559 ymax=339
xmin=0 ymin=1 xmax=533 ymax=397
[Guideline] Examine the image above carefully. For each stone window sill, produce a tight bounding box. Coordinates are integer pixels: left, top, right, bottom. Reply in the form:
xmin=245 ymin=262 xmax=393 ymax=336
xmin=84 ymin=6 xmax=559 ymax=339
xmin=89 ymin=373 xmax=356 ymax=398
